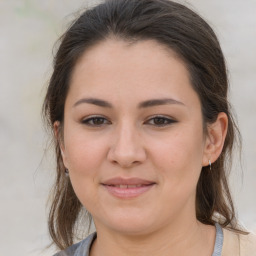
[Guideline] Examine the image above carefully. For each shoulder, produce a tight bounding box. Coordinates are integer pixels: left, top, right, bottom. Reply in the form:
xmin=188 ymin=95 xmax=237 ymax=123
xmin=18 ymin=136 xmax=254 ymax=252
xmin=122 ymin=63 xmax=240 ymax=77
xmin=53 ymin=232 xmax=97 ymax=256
xmin=222 ymin=228 xmax=256 ymax=256
xmin=239 ymin=231 xmax=256 ymax=255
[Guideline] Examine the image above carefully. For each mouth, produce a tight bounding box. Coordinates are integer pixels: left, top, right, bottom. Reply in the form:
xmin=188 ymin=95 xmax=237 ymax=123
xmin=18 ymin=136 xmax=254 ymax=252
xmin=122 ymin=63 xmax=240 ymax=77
xmin=101 ymin=177 xmax=156 ymax=199
xmin=107 ymin=184 xmax=151 ymax=188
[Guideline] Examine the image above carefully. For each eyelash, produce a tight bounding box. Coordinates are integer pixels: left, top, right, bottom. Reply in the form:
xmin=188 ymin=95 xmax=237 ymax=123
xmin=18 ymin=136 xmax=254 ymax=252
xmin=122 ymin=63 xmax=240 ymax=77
xmin=81 ymin=115 xmax=177 ymax=127
xmin=146 ymin=115 xmax=177 ymax=126
xmin=81 ymin=115 xmax=111 ymax=126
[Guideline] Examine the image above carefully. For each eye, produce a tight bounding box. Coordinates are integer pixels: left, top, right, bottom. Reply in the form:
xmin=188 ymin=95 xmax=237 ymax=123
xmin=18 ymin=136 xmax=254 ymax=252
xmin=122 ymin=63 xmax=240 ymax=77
xmin=146 ymin=116 xmax=177 ymax=126
xmin=81 ymin=116 xmax=110 ymax=126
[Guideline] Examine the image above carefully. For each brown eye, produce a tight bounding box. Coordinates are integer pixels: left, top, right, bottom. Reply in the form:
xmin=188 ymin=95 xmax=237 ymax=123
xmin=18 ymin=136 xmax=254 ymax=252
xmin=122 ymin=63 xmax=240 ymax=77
xmin=146 ymin=116 xmax=177 ymax=126
xmin=82 ymin=116 xmax=110 ymax=126
xmin=153 ymin=117 xmax=167 ymax=125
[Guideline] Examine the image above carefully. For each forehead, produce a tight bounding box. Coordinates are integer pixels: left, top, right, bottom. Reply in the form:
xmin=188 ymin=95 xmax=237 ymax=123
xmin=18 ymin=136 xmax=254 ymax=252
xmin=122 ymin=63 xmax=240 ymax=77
xmin=67 ymin=38 xmax=199 ymax=108
xmin=72 ymin=38 xmax=182 ymax=77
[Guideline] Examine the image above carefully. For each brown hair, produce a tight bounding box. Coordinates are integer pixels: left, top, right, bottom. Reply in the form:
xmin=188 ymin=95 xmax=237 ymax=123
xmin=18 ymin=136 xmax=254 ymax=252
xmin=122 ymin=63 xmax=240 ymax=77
xmin=43 ymin=0 xmax=244 ymax=250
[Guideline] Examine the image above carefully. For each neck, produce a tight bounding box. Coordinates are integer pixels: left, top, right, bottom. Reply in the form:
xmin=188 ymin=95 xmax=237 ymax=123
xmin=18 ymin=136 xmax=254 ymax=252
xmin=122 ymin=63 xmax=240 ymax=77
xmin=90 ymin=218 xmax=216 ymax=256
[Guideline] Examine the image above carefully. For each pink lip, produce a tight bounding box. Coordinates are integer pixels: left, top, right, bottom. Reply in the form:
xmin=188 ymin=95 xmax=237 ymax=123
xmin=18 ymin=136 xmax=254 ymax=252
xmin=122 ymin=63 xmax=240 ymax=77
xmin=101 ymin=177 xmax=156 ymax=199
xmin=102 ymin=177 xmax=155 ymax=186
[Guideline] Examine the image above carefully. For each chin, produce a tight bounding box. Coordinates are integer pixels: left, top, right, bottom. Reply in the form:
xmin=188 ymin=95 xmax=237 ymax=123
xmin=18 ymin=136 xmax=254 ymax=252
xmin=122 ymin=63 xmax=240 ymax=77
xmin=95 ymin=210 xmax=159 ymax=236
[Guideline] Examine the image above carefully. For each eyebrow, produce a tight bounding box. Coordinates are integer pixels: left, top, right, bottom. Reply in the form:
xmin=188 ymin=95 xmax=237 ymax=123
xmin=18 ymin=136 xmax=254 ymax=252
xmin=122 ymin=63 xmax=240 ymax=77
xmin=73 ymin=97 xmax=185 ymax=108
xmin=73 ymin=98 xmax=113 ymax=108
xmin=138 ymin=98 xmax=185 ymax=108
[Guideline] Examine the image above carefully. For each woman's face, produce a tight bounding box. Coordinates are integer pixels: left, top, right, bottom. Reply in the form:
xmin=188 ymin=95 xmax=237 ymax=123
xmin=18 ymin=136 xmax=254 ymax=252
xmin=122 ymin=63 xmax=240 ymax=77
xmin=60 ymin=39 xmax=211 ymax=235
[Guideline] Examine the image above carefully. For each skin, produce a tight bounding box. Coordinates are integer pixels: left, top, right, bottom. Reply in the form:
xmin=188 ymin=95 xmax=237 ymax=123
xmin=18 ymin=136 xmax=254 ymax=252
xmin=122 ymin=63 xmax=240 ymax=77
xmin=56 ymin=38 xmax=228 ymax=256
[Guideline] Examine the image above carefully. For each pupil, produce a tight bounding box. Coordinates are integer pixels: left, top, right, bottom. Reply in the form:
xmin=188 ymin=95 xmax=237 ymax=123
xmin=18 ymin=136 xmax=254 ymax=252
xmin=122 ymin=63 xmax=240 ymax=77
xmin=94 ymin=118 xmax=103 ymax=124
xmin=155 ymin=118 xmax=164 ymax=124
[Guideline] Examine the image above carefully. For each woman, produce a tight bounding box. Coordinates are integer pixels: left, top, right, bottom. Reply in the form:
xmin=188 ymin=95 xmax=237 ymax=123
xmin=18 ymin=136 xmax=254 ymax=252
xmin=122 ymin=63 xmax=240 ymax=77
xmin=43 ymin=0 xmax=256 ymax=255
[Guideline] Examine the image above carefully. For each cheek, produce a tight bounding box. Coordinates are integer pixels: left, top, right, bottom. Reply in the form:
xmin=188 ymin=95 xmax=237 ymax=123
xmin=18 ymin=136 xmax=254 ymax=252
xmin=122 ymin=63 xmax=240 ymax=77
xmin=150 ymin=127 xmax=204 ymax=192
xmin=64 ymin=128 xmax=107 ymax=171
xmin=64 ymin=134 xmax=107 ymax=209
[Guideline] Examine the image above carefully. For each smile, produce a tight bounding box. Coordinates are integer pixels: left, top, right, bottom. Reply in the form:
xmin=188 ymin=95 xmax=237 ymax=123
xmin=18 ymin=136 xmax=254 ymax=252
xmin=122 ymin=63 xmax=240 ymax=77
xmin=101 ymin=177 xmax=156 ymax=199
xmin=109 ymin=184 xmax=149 ymax=188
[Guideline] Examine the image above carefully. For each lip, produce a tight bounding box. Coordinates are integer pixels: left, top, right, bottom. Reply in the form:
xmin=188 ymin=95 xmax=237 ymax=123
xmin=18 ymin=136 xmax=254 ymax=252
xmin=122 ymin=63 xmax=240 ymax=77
xmin=101 ymin=177 xmax=156 ymax=199
xmin=102 ymin=177 xmax=155 ymax=186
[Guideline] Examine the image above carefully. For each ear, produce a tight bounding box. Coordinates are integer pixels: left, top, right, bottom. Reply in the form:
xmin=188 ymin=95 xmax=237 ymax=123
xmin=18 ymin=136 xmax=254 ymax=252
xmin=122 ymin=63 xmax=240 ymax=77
xmin=53 ymin=121 xmax=69 ymax=169
xmin=202 ymin=112 xmax=228 ymax=167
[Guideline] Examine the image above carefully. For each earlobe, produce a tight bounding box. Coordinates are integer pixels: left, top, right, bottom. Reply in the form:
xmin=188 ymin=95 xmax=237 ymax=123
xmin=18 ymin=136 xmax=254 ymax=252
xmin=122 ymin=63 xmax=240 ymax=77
xmin=202 ymin=112 xmax=228 ymax=167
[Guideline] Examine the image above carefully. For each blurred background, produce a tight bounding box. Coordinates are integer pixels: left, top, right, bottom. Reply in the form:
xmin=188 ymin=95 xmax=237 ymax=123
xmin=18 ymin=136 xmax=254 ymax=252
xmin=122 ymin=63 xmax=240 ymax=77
xmin=0 ymin=0 xmax=255 ymax=255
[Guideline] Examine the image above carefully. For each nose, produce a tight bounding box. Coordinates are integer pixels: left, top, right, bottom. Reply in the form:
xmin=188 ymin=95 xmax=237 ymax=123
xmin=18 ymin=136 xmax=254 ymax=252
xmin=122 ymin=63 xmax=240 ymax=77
xmin=107 ymin=123 xmax=147 ymax=168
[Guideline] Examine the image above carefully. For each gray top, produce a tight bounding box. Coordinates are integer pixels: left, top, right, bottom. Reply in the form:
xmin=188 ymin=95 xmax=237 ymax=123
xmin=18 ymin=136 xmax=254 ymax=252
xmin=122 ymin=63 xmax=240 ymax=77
xmin=212 ymin=223 xmax=224 ymax=256
xmin=54 ymin=223 xmax=223 ymax=256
